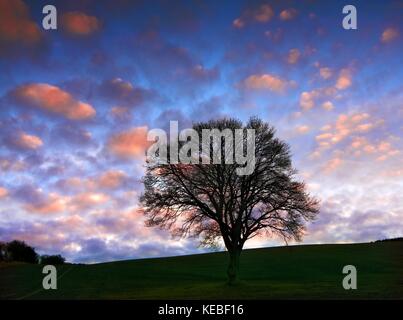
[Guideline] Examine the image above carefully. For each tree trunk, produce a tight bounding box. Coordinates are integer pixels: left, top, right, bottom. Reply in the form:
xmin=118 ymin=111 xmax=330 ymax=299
xmin=227 ymin=248 xmax=241 ymax=285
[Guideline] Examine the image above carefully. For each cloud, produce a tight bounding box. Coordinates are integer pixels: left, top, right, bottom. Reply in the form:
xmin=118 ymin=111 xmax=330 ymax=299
xmin=335 ymin=68 xmax=353 ymax=90
xmin=233 ymin=4 xmax=274 ymax=28
xmin=306 ymin=207 xmax=396 ymax=244
xmin=319 ymin=67 xmax=333 ymax=79
xmin=12 ymin=184 xmax=67 ymax=214
xmin=69 ymin=192 xmax=109 ymax=211
xmin=108 ymin=126 xmax=151 ymax=159
xmin=2 ymin=131 xmax=43 ymax=151
xmin=287 ymin=48 xmax=300 ymax=64
xmin=15 ymin=132 xmax=43 ymax=150
xmin=264 ymin=28 xmax=284 ymax=42
xmin=131 ymin=31 xmax=219 ymax=94
xmin=299 ymin=67 xmax=352 ymax=110
xmin=315 ymin=112 xmax=381 ymax=147
xmin=312 ymin=112 xmax=387 ymax=161
xmin=0 ymin=187 xmax=8 ymax=198
xmin=299 ymin=87 xmax=337 ymax=110
xmin=295 ymin=125 xmax=310 ymax=135
xmin=97 ymin=170 xmax=127 ymax=189
xmin=92 ymin=209 xmax=147 ymax=235
xmin=0 ymin=0 xmax=42 ymax=46
xmin=99 ymin=78 xmax=154 ymax=107
xmin=232 ymin=18 xmax=245 ymax=29
xmin=279 ymin=8 xmax=298 ymax=21
xmin=25 ymin=193 xmax=67 ymax=214
xmin=381 ymin=27 xmax=399 ymax=43
xmin=154 ymin=108 xmax=192 ymax=132
xmin=349 ymin=137 xmax=400 ymax=161
xmin=60 ymin=12 xmax=101 ymax=36
xmin=11 ymin=83 xmax=96 ymax=120
xmin=253 ymin=4 xmax=274 ymax=23
xmin=321 ymin=101 xmax=334 ymax=111
xmin=0 ymin=157 xmax=26 ymax=172
xmin=56 ymin=170 xmax=130 ymax=194
xmin=300 ymin=90 xmax=320 ymax=110
xmin=190 ymin=65 xmax=219 ymax=82
xmin=322 ymin=157 xmax=343 ymax=173
xmin=110 ymin=106 xmax=131 ymax=122
xmin=55 ymin=177 xmax=86 ymax=192
xmin=244 ymin=74 xmax=294 ymax=93
xmin=50 ymin=123 xmax=93 ymax=146
xmin=11 ymin=183 xmax=113 ymax=214
xmin=0 ymin=204 xmax=202 ymax=263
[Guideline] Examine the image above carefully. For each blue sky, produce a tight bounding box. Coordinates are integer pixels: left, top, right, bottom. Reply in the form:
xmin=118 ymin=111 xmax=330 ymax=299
xmin=0 ymin=0 xmax=402 ymax=263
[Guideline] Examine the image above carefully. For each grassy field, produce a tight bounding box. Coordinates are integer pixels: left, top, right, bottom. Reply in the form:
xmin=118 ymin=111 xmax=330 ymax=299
xmin=1 ymin=241 xmax=402 ymax=300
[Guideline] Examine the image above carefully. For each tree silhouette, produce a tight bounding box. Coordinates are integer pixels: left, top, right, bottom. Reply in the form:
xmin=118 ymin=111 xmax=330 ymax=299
xmin=141 ymin=117 xmax=319 ymax=284
xmin=0 ymin=241 xmax=5 ymax=261
xmin=40 ymin=254 xmax=66 ymax=265
xmin=5 ymin=240 xmax=38 ymax=263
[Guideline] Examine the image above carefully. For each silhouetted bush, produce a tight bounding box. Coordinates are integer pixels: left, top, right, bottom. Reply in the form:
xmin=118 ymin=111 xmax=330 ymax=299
xmin=0 ymin=241 xmax=5 ymax=261
xmin=375 ymin=237 xmax=403 ymax=243
xmin=5 ymin=240 xmax=38 ymax=263
xmin=40 ymin=254 xmax=66 ymax=265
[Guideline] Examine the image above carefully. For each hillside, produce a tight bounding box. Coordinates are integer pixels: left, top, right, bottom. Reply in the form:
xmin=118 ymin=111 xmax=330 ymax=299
xmin=1 ymin=241 xmax=402 ymax=299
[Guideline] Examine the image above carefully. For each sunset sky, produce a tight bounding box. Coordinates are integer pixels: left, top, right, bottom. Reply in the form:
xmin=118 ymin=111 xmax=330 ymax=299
xmin=0 ymin=0 xmax=402 ymax=263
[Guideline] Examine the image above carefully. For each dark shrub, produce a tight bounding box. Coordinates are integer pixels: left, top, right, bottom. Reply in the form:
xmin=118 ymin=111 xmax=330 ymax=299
xmin=40 ymin=254 xmax=66 ymax=265
xmin=0 ymin=241 xmax=5 ymax=261
xmin=375 ymin=237 xmax=403 ymax=243
xmin=6 ymin=240 xmax=38 ymax=263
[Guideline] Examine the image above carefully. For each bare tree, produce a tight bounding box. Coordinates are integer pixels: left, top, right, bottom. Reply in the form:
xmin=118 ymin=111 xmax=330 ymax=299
xmin=140 ymin=117 xmax=319 ymax=284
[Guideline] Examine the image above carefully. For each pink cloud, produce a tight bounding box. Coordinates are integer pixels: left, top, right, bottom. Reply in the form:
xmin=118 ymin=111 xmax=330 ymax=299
xmin=321 ymin=101 xmax=334 ymax=111
xmin=299 ymin=66 xmax=352 ymax=110
xmin=287 ymin=48 xmax=300 ymax=64
xmin=319 ymin=67 xmax=333 ymax=79
xmin=295 ymin=125 xmax=310 ymax=134
xmin=244 ymin=74 xmax=294 ymax=93
xmin=335 ymin=68 xmax=353 ymax=90
xmin=14 ymin=132 xmax=43 ymax=150
xmin=316 ymin=112 xmax=382 ymax=146
xmin=381 ymin=27 xmax=399 ymax=43
xmin=110 ymin=106 xmax=131 ymax=121
xmin=61 ymin=12 xmax=101 ymax=36
xmin=0 ymin=0 xmax=42 ymax=45
xmin=233 ymin=4 xmax=274 ymax=28
xmin=312 ymin=112 xmax=386 ymax=161
xmin=254 ymin=4 xmax=274 ymax=23
xmin=97 ymin=170 xmax=127 ymax=189
xmin=322 ymin=157 xmax=343 ymax=173
xmin=108 ymin=126 xmax=151 ymax=159
xmin=12 ymin=83 xmax=96 ymax=120
xmin=349 ymin=137 xmax=400 ymax=161
xmin=300 ymin=89 xmax=325 ymax=110
xmin=69 ymin=192 xmax=110 ymax=211
xmin=0 ymin=157 xmax=26 ymax=171
xmin=57 ymin=170 xmax=128 ymax=193
xmin=232 ymin=18 xmax=245 ymax=29
xmin=279 ymin=8 xmax=298 ymax=21
xmin=0 ymin=187 xmax=8 ymax=198
xmin=58 ymin=215 xmax=85 ymax=228
xmin=25 ymin=193 xmax=68 ymax=215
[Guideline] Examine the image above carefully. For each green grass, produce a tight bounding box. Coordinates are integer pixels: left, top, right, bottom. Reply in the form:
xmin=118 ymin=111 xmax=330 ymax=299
xmin=1 ymin=242 xmax=402 ymax=299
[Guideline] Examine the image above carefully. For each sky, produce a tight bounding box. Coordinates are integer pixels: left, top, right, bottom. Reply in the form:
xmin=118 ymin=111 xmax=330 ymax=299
xmin=0 ymin=0 xmax=402 ymax=263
